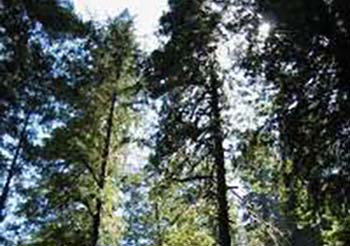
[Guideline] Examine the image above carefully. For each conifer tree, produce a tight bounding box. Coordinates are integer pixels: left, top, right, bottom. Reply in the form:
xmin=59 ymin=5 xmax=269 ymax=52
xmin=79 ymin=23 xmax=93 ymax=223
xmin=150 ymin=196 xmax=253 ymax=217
xmin=234 ymin=0 xmax=350 ymax=244
xmin=0 ymin=0 xmax=84 ymax=229
xmin=18 ymin=18 xmax=137 ymax=245
xmin=146 ymin=1 xmax=236 ymax=244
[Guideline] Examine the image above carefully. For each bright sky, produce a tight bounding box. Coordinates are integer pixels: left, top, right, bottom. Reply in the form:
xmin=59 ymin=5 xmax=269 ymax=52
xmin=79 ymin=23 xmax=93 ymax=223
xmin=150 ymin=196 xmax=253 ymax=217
xmin=73 ymin=0 xmax=168 ymax=51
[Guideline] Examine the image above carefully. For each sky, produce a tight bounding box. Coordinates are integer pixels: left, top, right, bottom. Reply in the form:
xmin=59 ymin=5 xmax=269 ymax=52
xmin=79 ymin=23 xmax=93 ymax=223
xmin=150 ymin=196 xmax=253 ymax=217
xmin=73 ymin=0 xmax=168 ymax=51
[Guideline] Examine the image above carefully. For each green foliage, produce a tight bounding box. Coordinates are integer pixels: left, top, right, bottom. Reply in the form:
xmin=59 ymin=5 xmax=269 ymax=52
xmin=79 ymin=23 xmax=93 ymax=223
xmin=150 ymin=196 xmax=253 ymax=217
xmin=237 ymin=0 xmax=350 ymax=244
xmin=121 ymin=172 xmax=216 ymax=246
xmin=0 ymin=4 xmax=84 ymax=238
xmin=0 ymin=1 xmax=87 ymax=237
xmin=145 ymin=0 xmax=239 ymax=244
xmin=16 ymin=18 xmax=137 ymax=245
xmin=2 ymin=1 xmax=349 ymax=245
xmin=2 ymin=0 xmax=85 ymax=36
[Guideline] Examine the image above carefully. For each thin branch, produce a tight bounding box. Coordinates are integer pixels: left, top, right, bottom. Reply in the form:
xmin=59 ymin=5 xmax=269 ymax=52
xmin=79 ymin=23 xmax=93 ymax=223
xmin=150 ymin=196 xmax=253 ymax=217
xmin=82 ymin=199 xmax=95 ymax=218
xmin=81 ymin=160 xmax=101 ymax=188
xmin=227 ymin=186 xmax=239 ymax=190
xmin=172 ymin=175 xmax=213 ymax=183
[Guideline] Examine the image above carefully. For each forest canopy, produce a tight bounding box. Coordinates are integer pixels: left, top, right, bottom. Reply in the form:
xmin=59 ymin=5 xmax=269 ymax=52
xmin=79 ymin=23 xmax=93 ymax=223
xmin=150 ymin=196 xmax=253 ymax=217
xmin=0 ymin=0 xmax=349 ymax=245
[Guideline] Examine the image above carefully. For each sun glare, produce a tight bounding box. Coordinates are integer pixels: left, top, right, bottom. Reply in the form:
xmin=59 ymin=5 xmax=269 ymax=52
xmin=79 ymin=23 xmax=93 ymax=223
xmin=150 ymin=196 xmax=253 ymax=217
xmin=259 ymin=22 xmax=271 ymax=38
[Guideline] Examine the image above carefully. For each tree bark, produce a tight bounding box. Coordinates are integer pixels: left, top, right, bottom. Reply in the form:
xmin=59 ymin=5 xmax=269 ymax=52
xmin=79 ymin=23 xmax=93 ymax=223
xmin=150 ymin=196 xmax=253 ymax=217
xmin=91 ymin=91 xmax=117 ymax=246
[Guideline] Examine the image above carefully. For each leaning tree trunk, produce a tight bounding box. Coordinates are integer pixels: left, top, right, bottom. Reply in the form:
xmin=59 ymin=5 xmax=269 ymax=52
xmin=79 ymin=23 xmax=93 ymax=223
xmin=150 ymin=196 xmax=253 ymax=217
xmin=0 ymin=3 xmax=31 ymax=223
xmin=209 ymin=76 xmax=231 ymax=246
xmin=0 ymin=111 xmax=30 ymax=222
xmin=91 ymin=91 xmax=117 ymax=246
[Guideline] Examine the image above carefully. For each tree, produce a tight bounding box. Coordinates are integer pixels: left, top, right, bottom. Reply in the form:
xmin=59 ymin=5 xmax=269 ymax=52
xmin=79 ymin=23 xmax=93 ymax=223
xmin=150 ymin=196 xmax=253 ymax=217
xmin=145 ymin=0 xmax=238 ymax=244
xmin=0 ymin=0 xmax=84 ymax=229
xmin=17 ymin=18 xmax=137 ymax=245
xmin=236 ymin=0 xmax=350 ymax=244
xmin=1 ymin=0 xmax=84 ymax=35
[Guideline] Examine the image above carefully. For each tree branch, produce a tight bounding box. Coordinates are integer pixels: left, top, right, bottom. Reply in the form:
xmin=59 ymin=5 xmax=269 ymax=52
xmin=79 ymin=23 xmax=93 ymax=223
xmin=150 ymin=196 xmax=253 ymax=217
xmin=81 ymin=160 xmax=101 ymax=187
xmin=172 ymin=175 xmax=213 ymax=183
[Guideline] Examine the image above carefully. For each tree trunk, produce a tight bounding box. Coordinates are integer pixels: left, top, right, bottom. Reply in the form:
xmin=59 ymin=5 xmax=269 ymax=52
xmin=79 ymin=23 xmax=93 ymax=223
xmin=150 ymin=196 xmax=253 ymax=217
xmin=210 ymin=76 xmax=231 ymax=246
xmin=91 ymin=91 xmax=117 ymax=246
xmin=0 ymin=111 xmax=30 ymax=222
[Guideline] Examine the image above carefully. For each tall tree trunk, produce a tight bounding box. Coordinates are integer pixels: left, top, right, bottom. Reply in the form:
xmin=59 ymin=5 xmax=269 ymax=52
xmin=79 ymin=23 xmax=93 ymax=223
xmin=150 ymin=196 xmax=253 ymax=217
xmin=0 ymin=111 xmax=30 ymax=222
xmin=210 ymin=76 xmax=231 ymax=246
xmin=91 ymin=91 xmax=117 ymax=246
